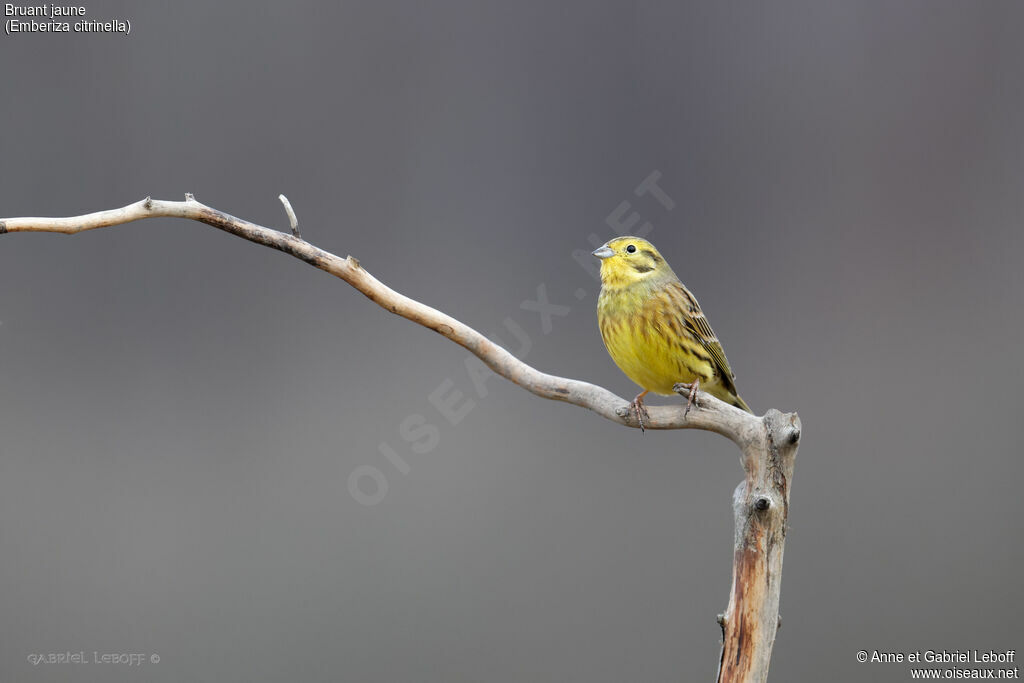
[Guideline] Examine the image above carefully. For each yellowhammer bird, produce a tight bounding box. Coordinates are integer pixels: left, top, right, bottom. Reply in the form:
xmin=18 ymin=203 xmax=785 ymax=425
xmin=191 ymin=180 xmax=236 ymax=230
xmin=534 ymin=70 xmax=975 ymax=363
xmin=594 ymin=236 xmax=751 ymax=430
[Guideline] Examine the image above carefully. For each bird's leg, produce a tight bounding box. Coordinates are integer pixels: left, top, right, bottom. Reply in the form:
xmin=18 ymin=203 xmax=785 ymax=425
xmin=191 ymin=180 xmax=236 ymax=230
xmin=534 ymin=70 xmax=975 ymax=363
xmin=632 ymin=390 xmax=650 ymax=432
xmin=683 ymin=379 xmax=700 ymax=416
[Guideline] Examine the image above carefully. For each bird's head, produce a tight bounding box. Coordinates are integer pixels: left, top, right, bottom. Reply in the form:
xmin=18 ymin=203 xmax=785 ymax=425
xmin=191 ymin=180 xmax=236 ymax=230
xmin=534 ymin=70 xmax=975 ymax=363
xmin=592 ymin=236 xmax=673 ymax=287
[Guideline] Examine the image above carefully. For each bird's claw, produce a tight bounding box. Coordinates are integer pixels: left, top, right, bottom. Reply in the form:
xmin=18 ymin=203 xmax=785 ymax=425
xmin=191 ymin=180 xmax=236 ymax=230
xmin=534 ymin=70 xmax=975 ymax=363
xmin=685 ymin=380 xmax=700 ymax=416
xmin=632 ymin=395 xmax=650 ymax=432
xmin=673 ymin=380 xmax=701 ymax=417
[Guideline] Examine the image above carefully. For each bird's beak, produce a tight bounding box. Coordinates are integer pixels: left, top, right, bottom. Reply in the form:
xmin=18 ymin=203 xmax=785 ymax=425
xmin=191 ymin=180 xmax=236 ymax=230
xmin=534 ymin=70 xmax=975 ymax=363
xmin=592 ymin=245 xmax=614 ymax=260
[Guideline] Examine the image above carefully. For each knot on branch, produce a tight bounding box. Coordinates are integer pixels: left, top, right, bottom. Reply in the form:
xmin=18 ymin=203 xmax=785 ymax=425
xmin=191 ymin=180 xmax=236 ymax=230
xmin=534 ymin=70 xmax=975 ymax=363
xmin=764 ymin=409 xmax=801 ymax=449
xmin=614 ymin=404 xmax=641 ymax=427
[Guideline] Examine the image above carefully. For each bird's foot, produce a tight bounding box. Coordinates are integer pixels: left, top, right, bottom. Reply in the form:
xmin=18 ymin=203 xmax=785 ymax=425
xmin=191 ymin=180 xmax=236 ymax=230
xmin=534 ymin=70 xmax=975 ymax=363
xmin=673 ymin=380 xmax=701 ymax=417
xmin=632 ymin=390 xmax=650 ymax=432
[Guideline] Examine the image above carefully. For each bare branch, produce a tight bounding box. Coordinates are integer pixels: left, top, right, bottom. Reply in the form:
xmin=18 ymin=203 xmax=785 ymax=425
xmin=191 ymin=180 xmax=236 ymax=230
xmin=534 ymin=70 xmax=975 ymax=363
xmin=1 ymin=196 xmax=801 ymax=681
xmin=0 ymin=196 xmax=761 ymax=445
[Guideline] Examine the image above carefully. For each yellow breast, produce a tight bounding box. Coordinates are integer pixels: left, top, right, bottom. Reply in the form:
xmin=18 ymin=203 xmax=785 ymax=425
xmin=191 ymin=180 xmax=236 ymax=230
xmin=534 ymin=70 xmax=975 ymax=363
xmin=597 ymin=283 xmax=714 ymax=396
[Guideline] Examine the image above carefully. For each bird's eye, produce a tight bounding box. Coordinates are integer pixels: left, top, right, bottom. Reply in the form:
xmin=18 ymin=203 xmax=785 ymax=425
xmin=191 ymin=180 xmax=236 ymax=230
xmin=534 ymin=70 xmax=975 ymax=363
xmin=626 ymin=244 xmax=636 ymax=253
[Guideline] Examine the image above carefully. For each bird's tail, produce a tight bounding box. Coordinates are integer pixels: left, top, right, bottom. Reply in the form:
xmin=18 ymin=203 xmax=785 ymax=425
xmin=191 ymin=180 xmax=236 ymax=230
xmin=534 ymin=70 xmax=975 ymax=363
xmin=732 ymin=394 xmax=753 ymax=413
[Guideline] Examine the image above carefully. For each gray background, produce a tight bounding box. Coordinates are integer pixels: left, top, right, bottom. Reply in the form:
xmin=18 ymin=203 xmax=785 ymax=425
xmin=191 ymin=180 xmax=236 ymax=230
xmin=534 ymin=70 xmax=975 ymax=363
xmin=1 ymin=1 xmax=1022 ymax=681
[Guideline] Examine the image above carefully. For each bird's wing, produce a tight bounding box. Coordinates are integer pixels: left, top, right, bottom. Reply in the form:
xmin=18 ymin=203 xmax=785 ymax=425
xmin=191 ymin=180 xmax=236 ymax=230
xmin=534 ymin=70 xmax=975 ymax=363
xmin=669 ymin=280 xmax=737 ymax=381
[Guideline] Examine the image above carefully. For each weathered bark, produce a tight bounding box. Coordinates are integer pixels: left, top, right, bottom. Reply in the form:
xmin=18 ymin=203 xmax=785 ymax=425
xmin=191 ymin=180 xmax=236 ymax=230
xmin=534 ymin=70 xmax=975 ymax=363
xmin=2 ymin=195 xmax=801 ymax=681
xmin=715 ymin=409 xmax=801 ymax=683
